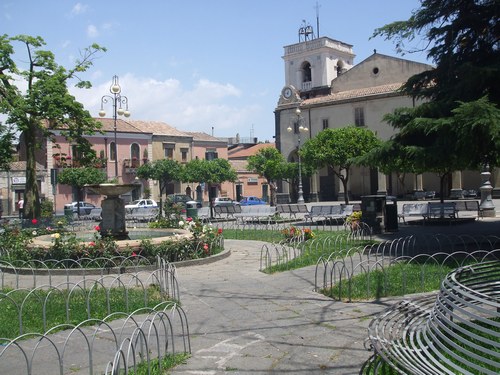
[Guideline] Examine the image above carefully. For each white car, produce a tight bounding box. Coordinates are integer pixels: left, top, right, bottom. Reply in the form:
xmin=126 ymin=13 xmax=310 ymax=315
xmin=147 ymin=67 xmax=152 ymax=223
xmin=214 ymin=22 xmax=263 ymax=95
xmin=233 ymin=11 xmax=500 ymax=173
xmin=213 ymin=197 xmax=240 ymax=207
xmin=125 ymin=199 xmax=158 ymax=210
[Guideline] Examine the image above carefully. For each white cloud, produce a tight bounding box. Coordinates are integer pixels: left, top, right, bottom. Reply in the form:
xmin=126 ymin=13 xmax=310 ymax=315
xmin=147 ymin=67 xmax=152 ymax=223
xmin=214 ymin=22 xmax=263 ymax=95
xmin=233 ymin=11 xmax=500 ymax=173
xmin=71 ymin=3 xmax=88 ymax=15
xmin=87 ymin=24 xmax=99 ymax=38
xmin=71 ymin=73 xmax=262 ymax=138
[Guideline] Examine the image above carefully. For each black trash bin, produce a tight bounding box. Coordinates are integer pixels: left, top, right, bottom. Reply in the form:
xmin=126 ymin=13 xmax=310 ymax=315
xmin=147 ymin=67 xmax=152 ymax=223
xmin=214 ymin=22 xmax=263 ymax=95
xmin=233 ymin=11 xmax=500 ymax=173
xmin=360 ymin=195 xmax=386 ymax=234
xmin=384 ymin=196 xmax=398 ymax=232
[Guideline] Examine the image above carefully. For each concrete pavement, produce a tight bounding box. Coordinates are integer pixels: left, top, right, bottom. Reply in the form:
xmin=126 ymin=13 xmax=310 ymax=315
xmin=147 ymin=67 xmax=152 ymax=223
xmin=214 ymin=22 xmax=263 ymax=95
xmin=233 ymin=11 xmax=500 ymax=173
xmin=2 ymin=199 xmax=500 ymax=374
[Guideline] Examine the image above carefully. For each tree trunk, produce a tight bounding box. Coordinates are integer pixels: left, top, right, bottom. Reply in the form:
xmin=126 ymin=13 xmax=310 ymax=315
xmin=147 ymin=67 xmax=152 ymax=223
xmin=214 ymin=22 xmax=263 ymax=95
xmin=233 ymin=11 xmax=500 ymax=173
xmin=23 ymin=127 xmax=41 ymax=219
xmin=269 ymin=180 xmax=277 ymax=207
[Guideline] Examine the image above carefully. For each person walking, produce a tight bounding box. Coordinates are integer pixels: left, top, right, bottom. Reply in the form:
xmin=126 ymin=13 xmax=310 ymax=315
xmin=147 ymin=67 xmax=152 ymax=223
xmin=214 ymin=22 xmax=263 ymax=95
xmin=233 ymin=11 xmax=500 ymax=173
xmin=17 ymin=197 xmax=24 ymax=219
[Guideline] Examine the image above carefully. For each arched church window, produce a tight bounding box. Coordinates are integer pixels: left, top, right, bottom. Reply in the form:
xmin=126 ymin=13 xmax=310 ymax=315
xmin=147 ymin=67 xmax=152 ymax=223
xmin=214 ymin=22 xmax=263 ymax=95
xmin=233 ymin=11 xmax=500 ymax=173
xmin=302 ymin=61 xmax=312 ymax=83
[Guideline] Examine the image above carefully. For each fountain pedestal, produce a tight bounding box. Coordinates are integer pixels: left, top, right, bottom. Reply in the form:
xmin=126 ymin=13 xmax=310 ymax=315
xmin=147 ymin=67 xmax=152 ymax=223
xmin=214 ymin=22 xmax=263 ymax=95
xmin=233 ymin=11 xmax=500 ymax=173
xmin=86 ymin=183 xmax=137 ymax=240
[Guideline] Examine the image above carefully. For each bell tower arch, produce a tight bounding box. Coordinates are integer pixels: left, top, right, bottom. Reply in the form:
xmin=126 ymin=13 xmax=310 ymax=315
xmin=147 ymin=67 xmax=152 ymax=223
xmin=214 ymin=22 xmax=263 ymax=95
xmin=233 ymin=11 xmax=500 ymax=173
xmin=282 ymin=23 xmax=355 ymax=98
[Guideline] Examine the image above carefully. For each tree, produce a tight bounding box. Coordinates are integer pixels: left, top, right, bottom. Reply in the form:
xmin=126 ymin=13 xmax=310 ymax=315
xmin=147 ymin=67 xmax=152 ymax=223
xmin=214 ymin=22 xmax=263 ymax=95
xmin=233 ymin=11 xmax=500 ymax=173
xmin=372 ymin=0 xmax=500 ymax=173
xmin=247 ymin=147 xmax=295 ymax=206
xmin=300 ymin=127 xmax=380 ymax=204
xmin=57 ymin=167 xmax=106 ymax=217
xmin=183 ymin=158 xmax=237 ymax=217
xmin=136 ymin=159 xmax=183 ymax=216
xmin=0 ymin=34 xmax=106 ymax=219
xmin=354 ymin=139 xmax=422 ymax=195
xmin=373 ymin=0 xmax=500 ymax=110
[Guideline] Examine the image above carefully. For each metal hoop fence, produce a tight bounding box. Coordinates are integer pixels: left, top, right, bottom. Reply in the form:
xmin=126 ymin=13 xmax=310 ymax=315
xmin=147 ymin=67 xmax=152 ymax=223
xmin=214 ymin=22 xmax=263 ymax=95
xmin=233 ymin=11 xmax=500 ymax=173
xmin=364 ymin=260 xmax=500 ymax=375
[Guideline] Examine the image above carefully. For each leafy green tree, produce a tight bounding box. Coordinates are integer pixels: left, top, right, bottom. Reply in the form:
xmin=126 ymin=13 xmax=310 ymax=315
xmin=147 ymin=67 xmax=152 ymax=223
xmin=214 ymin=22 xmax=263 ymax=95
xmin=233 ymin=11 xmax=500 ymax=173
xmin=184 ymin=158 xmax=237 ymax=216
xmin=136 ymin=159 xmax=183 ymax=216
xmin=354 ymin=139 xmax=421 ymax=195
xmin=300 ymin=127 xmax=380 ymax=204
xmin=247 ymin=147 xmax=296 ymax=206
xmin=0 ymin=34 xmax=106 ymax=219
xmin=57 ymin=167 xmax=106 ymax=216
xmin=373 ymin=0 xmax=499 ymax=110
xmin=372 ymin=0 xmax=500 ymax=175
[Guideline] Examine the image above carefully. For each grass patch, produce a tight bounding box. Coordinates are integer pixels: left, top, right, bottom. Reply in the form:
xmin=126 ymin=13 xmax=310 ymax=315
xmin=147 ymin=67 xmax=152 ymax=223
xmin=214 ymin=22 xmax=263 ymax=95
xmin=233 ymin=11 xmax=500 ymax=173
xmin=222 ymin=227 xmax=376 ymax=273
xmin=0 ymin=285 xmax=169 ymax=340
xmin=127 ymin=352 xmax=190 ymax=374
xmin=322 ymin=263 xmax=452 ymax=300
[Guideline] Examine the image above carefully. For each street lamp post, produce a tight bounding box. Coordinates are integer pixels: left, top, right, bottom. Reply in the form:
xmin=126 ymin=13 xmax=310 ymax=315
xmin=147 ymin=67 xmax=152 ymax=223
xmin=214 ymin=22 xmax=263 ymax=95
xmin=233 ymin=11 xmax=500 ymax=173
xmin=99 ymin=75 xmax=130 ymax=180
xmin=287 ymin=107 xmax=308 ymax=204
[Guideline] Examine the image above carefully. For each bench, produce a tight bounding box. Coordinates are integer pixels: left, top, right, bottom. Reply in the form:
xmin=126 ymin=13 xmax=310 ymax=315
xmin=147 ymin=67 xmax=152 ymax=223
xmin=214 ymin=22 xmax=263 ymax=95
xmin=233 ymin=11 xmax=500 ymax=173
xmin=126 ymin=207 xmax=159 ymax=222
xmin=234 ymin=205 xmax=276 ymax=224
xmin=213 ymin=205 xmax=241 ymax=219
xmin=453 ymin=200 xmax=481 ymax=219
xmin=276 ymin=204 xmax=309 ymax=219
xmin=304 ymin=205 xmax=353 ymax=223
xmin=398 ymin=203 xmax=429 ymax=223
xmin=426 ymin=202 xmax=456 ymax=220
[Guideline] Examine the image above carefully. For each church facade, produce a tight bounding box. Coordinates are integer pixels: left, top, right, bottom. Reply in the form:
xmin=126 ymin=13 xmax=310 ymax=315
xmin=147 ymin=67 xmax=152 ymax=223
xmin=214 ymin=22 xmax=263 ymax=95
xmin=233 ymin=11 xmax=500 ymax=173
xmin=275 ymin=35 xmax=485 ymax=202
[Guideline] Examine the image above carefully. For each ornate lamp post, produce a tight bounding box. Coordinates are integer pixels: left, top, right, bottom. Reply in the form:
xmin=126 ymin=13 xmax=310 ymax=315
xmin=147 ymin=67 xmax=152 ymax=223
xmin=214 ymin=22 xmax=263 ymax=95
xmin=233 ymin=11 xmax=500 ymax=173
xmin=287 ymin=107 xmax=308 ymax=203
xmin=99 ymin=75 xmax=130 ymax=180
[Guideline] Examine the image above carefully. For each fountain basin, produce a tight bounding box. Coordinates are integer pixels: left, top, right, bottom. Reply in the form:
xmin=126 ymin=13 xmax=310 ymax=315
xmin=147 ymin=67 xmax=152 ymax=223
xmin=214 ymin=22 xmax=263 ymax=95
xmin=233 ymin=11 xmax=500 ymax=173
xmin=30 ymin=228 xmax=192 ymax=251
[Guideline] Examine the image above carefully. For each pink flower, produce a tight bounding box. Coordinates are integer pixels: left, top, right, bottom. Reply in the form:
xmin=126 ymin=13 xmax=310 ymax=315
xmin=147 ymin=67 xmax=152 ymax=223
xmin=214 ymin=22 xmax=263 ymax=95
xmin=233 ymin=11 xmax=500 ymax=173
xmin=32 ymin=219 xmax=38 ymax=225
xmin=187 ymin=217 xmax=193 ymax=222
xmin=203 ymin=244 xmax=209 ymax=250
xmin=132 ymin=251 xmax=137 ymax=257
xmin=94 ymin=225 xmax=101 ymax=231
xmin=89 ymin=241 xmax=95 ymax=246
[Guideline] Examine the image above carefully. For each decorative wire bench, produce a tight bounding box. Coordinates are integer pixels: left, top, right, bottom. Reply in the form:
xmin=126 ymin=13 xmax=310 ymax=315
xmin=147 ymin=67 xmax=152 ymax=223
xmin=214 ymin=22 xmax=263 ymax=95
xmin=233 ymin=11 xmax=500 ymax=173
xmin=366 ymin=260 xmax=500 ymax=374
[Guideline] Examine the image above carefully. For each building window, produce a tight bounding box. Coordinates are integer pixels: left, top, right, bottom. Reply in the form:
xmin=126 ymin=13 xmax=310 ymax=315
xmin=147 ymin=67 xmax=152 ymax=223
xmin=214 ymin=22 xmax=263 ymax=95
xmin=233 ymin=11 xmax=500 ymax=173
xmin=110 ymin=141 xmax=116 ymax=161
xmin=322 ymin=119 xmax=329 ymax=130
xmin=354 ymin=107 xmax=365 ymax=127
xmin=164 ymin=143 xmax=174 ymax=160
xmin=164 ymin=147 xmax=173 ymax=159
xmin=205 ymin=149 xmax=218 ymax=160
xmin=130 ymin=143 xmax=140 ymax=160
xmin=181 ymin=148 xmax=188 ymax=163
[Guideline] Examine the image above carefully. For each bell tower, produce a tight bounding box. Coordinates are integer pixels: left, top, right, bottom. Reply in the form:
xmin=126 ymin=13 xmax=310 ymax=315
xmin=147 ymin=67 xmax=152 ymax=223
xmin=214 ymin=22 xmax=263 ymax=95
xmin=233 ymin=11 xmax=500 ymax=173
xmin=282 ymin=22 xmax=355 ymax=99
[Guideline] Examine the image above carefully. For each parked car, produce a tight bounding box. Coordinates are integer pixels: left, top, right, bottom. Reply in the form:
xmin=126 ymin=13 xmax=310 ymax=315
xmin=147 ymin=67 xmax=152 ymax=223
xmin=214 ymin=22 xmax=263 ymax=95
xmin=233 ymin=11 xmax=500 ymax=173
xmin=166 ymin=194 xmax=202 ymax=208
xmin=239 ymin=196 xmax=267 ymax=206
xmin=64 ymin=201 xmax=96 ymax=215
xmin=124 ymin=199 xmax=158 ymax=210
xmin=213 ymin=197 xmax=240 ymax=207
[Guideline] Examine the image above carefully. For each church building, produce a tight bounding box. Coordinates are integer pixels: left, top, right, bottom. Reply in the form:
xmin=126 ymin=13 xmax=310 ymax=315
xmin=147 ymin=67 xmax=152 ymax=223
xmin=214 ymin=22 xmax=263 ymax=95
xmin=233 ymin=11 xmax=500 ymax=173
xmin=274 ymin=27 xmax=483 ymax=202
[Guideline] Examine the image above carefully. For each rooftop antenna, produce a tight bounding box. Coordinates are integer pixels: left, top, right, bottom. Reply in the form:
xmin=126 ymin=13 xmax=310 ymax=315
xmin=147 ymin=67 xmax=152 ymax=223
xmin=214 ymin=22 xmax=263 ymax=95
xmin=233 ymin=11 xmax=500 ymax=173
xmin=298 ymin=20 xmax=314 ymax=42
xmin=315 ymin=1 xmax=321 ymax=38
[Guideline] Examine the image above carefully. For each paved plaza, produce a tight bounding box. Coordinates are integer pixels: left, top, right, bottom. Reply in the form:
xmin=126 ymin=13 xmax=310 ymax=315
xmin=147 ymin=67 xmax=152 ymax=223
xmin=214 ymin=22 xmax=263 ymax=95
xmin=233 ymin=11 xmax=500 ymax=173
xmin=1 ymin=199 xmax=500 ymax=374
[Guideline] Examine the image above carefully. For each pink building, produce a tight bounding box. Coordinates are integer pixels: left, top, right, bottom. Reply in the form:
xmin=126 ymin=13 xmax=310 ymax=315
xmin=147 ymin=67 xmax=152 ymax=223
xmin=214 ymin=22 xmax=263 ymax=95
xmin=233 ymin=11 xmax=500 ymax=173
xmin=41 ymin=118 xmax=152 ymax=213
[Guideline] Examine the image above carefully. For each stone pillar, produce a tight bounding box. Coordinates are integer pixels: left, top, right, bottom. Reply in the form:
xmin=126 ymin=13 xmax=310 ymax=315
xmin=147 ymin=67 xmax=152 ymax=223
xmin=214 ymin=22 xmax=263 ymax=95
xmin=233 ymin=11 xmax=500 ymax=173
xmin=416 ymin=174 xmax=424 ymax=191
xmin=309 ymin=172 xmax=319 ymax=202
xmin=450 ymin=171 xmax=464 ymax=199
xmin=492 ymin=167 xmax=500 ymax=198
xmin=479 ymin=164 xmax=496 ymax=217
xmin=377 ymin=171 xmax=387 ymax=196
xmin=101 ymin=196 xmax=129 ymax=239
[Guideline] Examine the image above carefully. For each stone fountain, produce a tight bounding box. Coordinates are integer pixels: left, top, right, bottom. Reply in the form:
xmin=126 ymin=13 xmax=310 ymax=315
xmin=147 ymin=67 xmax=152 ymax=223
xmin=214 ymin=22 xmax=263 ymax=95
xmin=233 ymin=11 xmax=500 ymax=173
xmin=85 ymin=183 xmax=137 ymax=240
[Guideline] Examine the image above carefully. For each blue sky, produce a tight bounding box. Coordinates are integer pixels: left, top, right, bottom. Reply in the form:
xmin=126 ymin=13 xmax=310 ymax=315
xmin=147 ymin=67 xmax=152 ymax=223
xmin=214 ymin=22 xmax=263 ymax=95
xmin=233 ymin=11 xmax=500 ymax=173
xmin=2 ymin=1 xmax=429 ymax=142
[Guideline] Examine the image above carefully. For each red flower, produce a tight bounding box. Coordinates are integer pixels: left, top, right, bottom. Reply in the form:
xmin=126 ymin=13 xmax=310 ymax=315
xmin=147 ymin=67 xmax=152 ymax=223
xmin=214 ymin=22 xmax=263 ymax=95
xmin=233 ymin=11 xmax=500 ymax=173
xmin=32 ymin=219 xmax=38 ymax=225
xmin=94 ymin=225 xmax=101 ymax=231
xmin=89 ymin=241 xmax=95 ymax=246
xmin=218 ymin=228 xmax=223 ymax=234
xmin=132 ymin=251 xmax=137 ymax=257
xmin=187 ymin=217 xmax=193 ymax=222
